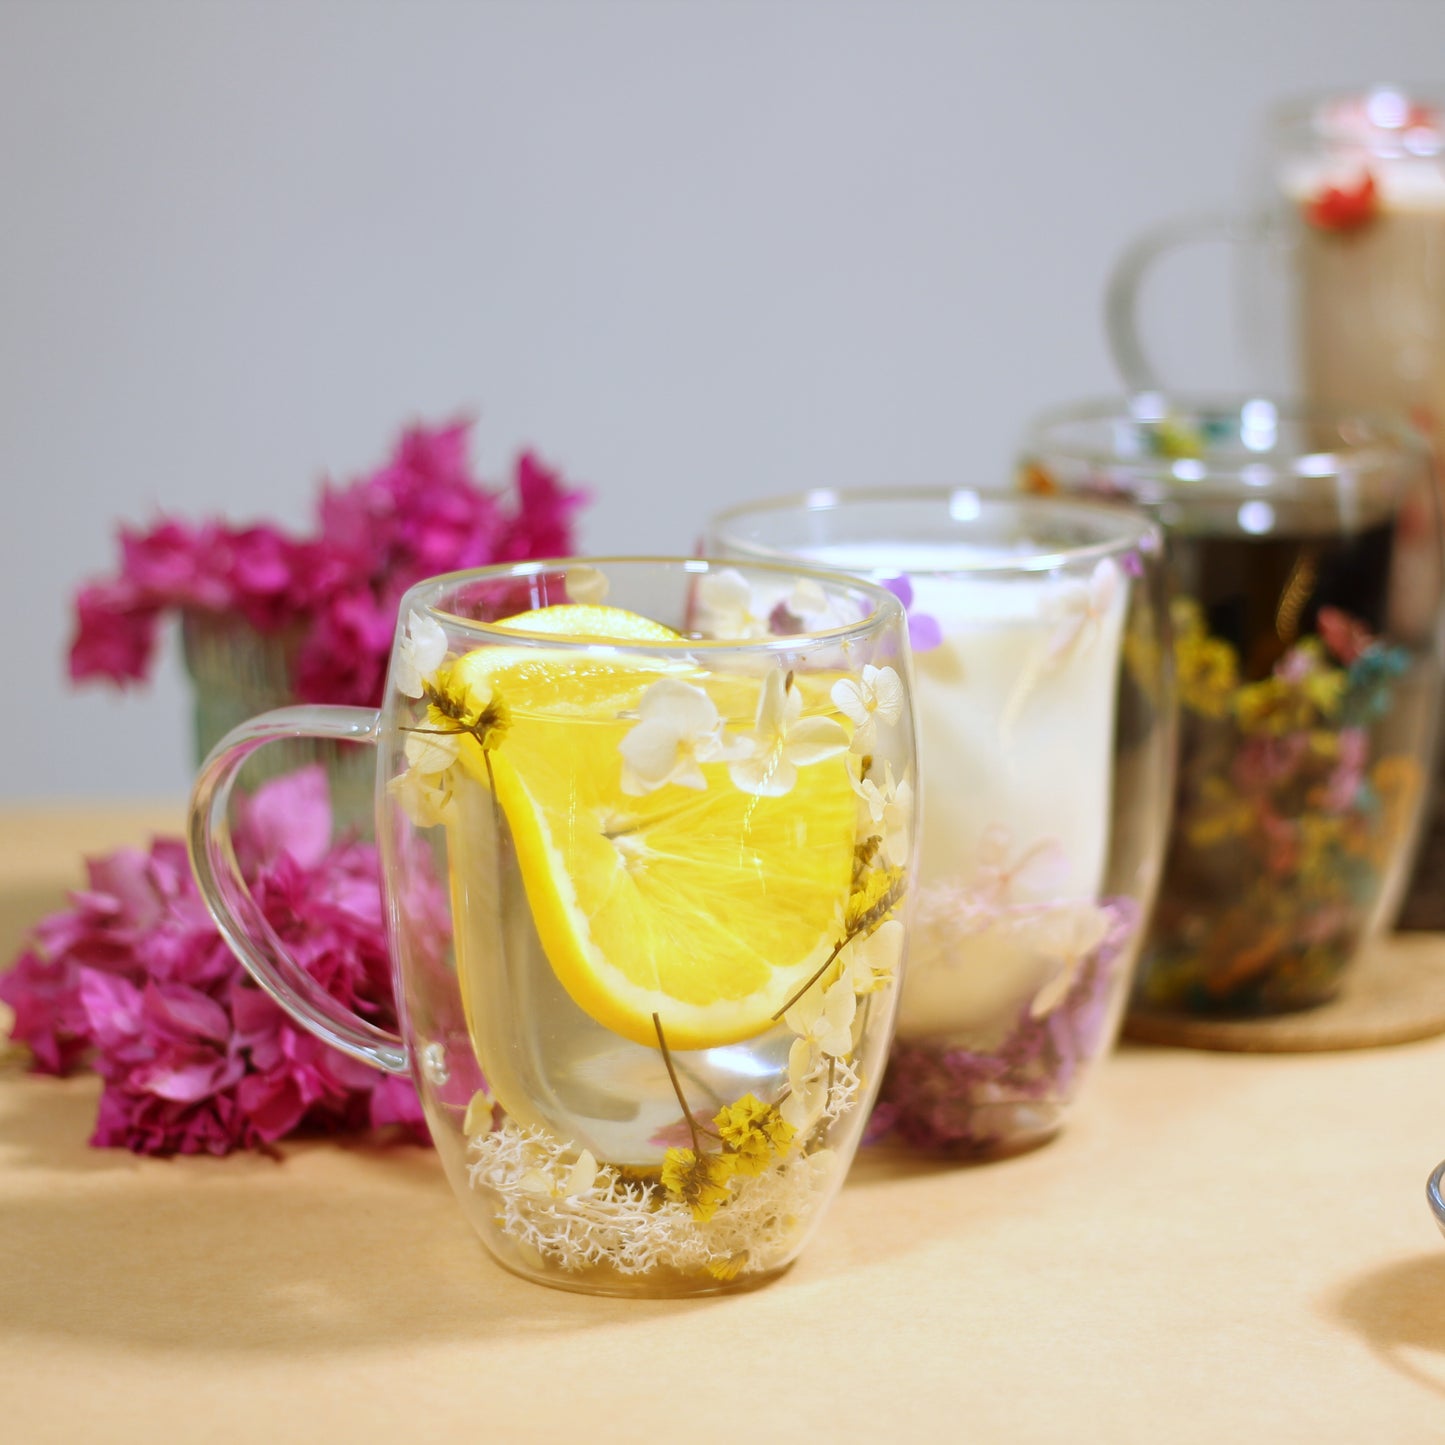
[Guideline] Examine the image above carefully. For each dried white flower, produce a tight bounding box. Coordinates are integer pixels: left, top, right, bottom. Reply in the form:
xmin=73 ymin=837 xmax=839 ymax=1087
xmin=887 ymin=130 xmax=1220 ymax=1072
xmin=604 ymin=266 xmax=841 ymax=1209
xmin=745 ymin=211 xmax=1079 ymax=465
xmin=394 ymin=610 xmax=449 ymax=698
xmin=1043 ymin=558 xmax=1121 ymax=665
xmin=729 ymin=669 xmax=848 ymax=797
xmin=693 ymin=568 xmax=770 ymax=639
xmin=618 ymin=678 xmax=746 ymax=795
xmin=831 ymin=664 xmax=905 ymax=754
xmin=565 ymin=565 xmax=610 ymax=605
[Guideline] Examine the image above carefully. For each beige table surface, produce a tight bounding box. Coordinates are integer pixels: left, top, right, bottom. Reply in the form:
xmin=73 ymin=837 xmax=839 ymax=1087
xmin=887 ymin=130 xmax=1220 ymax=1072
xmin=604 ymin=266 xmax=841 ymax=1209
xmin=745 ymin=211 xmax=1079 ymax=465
xmin=3 ymin=806 xmax=1445 ymax=1444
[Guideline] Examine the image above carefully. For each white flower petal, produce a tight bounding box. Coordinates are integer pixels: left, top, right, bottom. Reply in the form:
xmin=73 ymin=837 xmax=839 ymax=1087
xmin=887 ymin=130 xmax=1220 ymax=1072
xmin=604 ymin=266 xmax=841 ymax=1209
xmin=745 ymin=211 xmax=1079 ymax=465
xmin=788 ymin=1034 xmax=820 ymax=1086
xmin=864 ymin=665 xmax=905 ymax=726
xmin=779 ymin=1079 xmax=824 ymax=1134
xmin=784 ymin=983 xmax=824 ymax=1038
xmin=783 ymin=715 xmax=849 ymax=766
xmin=637 ymin=678 xmax=719 ymax=732
xmin=789 ymin=577 xmax=829 ymax=619
xmin=619 ymin=719 xmax=690 ymax=795
xmin=404 ymin=727 xmax=461 ymax=775
xmin=564 ymin=1150 xmax=599 ymax=1196
xmin=830 ymin=677 xmax=869 ymax=727
xmin=728 ymin=749 xmax=796 ymax=797
xmin=565 ymin=566 xmax=610 ymax=605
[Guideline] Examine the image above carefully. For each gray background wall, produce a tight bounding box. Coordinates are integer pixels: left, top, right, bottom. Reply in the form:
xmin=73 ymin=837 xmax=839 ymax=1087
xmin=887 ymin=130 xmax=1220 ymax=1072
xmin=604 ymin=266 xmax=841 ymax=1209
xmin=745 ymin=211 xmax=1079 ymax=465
xmin=4 ymin=0 xmax=1442 ymax=801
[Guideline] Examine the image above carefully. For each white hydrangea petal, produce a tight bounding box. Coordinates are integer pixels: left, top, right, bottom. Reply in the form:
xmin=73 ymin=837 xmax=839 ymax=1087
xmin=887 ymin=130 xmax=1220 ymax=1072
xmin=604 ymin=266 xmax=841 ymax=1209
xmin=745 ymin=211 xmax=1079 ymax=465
xmin=830 ymin=676 xmax=868 ymax=726
xmin=787 ymin=1034 xmax=819 ymax=1086
xmin=780 ymin=1075 xmax=825 ymax=1134
xmin=864 ymin=664 xmax=905 ymax=725
xmin=636 ymin=678 xmax=719 ymax=732
xmin=784 ymin=983 xmax=824 ymax=1039
xmin=404 ymin=727 xmax=461 ymax=775
xmin=395 ymin=610 xmax=448 ymax=697
xmin=619 ymin=719 xmax=686 ymax=795
xmin=783 ymin=715 xmax=849 ymax=766
xmin=729 ymin=750 xmax=796 ymax=797
xmin=565 ymin=565 xmax=610 ymax=605
xmin=789 ymin=577 xmax=829 ymax=619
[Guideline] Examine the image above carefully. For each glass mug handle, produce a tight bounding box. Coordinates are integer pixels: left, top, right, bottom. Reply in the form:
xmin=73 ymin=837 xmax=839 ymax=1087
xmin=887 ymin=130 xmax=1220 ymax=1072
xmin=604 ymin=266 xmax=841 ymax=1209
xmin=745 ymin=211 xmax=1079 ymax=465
xmin=1104 ymin=211 xmax=1268 ymax=393
xmin=186 ymin=704 xmax=409 ymax=1076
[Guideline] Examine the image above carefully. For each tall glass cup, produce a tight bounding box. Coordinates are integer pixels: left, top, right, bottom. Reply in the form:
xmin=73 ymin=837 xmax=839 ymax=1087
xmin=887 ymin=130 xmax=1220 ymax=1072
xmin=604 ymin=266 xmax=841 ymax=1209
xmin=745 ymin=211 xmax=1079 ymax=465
xmin=1019 ymin=398 xmax=1445 ymax=1020
xmin=189 ymin=558 xmax=917 ymax=1296
xmin=706 ymin=495 xmax=1174 ymax=1158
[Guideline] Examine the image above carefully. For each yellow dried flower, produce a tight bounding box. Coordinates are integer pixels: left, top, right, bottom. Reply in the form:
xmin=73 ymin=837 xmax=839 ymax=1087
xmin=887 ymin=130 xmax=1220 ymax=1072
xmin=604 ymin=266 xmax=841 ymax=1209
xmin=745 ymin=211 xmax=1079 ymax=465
xmin=424 ymin=665 xmax=511 ymax=750
xmin=845 ymin=865 xmax=905 ymax=937
xmin=1153 ymin=416 xmax=1204 ymax=459
xmin=705 ymin=1252 xmax=750 ymax=1282
xmin=1186 ymin=779 xmax=1255 ymax=848
xmin=1170 ymin=596 xmax=1207 ymax=642
xmin=1174 ymin=630 xmax=1239 ymax=718
xmin=1235 ymin=677 xmax=1316 ymax=736
xmin=660 ymin=1147 xmax=737 ymax=1222
xmin=714 ymin=1094 xmax=796 ymax=1174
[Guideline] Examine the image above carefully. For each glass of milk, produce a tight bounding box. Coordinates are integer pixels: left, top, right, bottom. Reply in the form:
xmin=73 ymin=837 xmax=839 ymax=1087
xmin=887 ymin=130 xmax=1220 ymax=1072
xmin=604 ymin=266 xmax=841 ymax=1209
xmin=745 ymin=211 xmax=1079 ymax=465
xmin=705 ymin=492 xmax=1175 ymax=1159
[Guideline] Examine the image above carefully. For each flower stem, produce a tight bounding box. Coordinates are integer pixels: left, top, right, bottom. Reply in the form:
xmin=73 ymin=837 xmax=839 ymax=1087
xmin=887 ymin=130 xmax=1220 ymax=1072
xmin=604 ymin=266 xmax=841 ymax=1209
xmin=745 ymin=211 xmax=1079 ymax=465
xmin=652 ymin=1012 xmax=701 ymax=1153
xmin=771 ymin=938 xmax=846 ymax=1022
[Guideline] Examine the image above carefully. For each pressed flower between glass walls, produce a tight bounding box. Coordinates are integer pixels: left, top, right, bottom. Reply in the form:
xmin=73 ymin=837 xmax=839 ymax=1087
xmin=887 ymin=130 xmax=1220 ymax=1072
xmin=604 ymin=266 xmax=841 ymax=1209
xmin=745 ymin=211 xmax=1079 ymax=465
xmin=188 ymin=558 xmax=918 ymax=1296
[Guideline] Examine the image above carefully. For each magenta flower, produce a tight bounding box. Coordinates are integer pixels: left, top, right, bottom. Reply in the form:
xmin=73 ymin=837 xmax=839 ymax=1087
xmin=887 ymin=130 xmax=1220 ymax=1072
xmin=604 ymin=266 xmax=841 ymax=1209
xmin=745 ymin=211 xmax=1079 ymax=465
xmin=67 ymin=416 xmax=591 ymax=708
xmin=0 ymin=767 xmax=430 ymax=1157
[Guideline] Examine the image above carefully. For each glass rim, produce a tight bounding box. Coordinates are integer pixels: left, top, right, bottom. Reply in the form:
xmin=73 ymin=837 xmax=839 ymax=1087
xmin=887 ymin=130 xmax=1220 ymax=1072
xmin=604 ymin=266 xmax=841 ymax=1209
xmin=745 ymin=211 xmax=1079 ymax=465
xmin=1269 ymin=83 xmax=1445 ymax=157
xmin=1021 ymin=393 xmax=1431 ymax=493
xmin=397 ymin=554 xmax=907 ymax=652
xmin=707 ymin=487 xmax=1163 ymax=577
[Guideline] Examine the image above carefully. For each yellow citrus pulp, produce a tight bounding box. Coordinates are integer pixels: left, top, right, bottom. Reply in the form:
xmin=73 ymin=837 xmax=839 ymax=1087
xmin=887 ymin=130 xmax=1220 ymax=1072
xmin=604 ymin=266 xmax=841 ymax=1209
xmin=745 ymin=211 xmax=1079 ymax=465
xmin=446 ymin=605 xmax=859 ymax=1051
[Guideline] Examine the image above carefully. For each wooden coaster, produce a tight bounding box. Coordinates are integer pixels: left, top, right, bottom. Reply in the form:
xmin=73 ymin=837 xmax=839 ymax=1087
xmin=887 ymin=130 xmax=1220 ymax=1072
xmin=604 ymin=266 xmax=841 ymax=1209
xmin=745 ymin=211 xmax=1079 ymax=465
xmin=1122 ymin=933 xmax=1445 ymax=1053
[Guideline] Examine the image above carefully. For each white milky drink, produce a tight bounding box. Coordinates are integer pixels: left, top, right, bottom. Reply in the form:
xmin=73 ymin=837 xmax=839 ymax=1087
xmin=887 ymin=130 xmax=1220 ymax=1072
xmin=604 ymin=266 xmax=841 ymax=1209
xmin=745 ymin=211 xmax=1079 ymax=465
xmin=796 ymin=540 xmax=1128 ymax=1041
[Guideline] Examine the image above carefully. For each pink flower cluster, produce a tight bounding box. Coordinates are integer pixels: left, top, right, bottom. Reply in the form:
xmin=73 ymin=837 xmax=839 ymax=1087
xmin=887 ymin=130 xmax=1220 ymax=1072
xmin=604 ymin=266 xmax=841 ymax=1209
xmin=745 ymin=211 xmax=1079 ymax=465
xmin=0 ymin=769 xmax=428 ymax=1156
xmin=69 ymin=417 xmax=589 ymax=707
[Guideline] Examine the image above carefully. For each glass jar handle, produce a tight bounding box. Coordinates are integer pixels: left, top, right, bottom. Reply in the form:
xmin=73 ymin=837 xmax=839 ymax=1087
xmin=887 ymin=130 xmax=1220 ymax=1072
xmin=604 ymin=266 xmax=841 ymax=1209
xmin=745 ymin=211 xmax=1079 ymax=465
xmin=1104 ymin=211 xmax=1264 ymax=394
xmin=186 ymin=704 xmax=409 ymax=1076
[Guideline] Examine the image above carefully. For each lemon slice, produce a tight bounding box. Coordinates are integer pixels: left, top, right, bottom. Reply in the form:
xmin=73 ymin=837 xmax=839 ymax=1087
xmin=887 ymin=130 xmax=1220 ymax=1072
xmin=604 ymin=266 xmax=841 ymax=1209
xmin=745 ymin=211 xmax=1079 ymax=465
xmin=494 ymin=603 xmax=683 ymax=643
xmin=448 ymin=606 xmax=858 ymax=1051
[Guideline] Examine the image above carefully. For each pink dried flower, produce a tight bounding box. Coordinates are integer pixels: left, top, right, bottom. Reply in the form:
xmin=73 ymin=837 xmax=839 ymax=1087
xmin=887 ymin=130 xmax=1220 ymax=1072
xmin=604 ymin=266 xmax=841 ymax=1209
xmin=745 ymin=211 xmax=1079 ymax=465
xmin=67 ymin=415 xmax=590 ymax=708
xmin=68 ymin=581 xmax=160 ymax=685
xmin=0 ymin=767 xmax=430 ymax=1157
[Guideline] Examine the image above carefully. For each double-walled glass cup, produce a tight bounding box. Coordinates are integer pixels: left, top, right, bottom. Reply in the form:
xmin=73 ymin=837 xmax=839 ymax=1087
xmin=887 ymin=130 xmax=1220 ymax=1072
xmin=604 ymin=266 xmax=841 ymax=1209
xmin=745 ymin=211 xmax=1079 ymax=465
xmin=1108 ymin=85 xmax=1445 ymax=426
xmin=1020 ymin=398 xmax=1445 ymax=1020
xmin=707 ymin=495 xmax=1174 ymax=1158
xmin=189 ymin=558 xmax=917 ymax=1296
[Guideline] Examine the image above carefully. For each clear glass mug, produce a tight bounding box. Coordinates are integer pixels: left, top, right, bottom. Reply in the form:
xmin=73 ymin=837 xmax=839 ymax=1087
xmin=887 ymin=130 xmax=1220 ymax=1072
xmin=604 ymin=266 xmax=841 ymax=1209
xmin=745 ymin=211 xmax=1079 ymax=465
xmin=705 ymin=494 xmax=1175 ymax=1158
xmin=188 ymin=558 xmax=917 ymax=1297
xmin=1108 ymin=84 xmax=1445 ymax=428
xmin=1019 ymin=398 xmax=1445 ymax=1020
